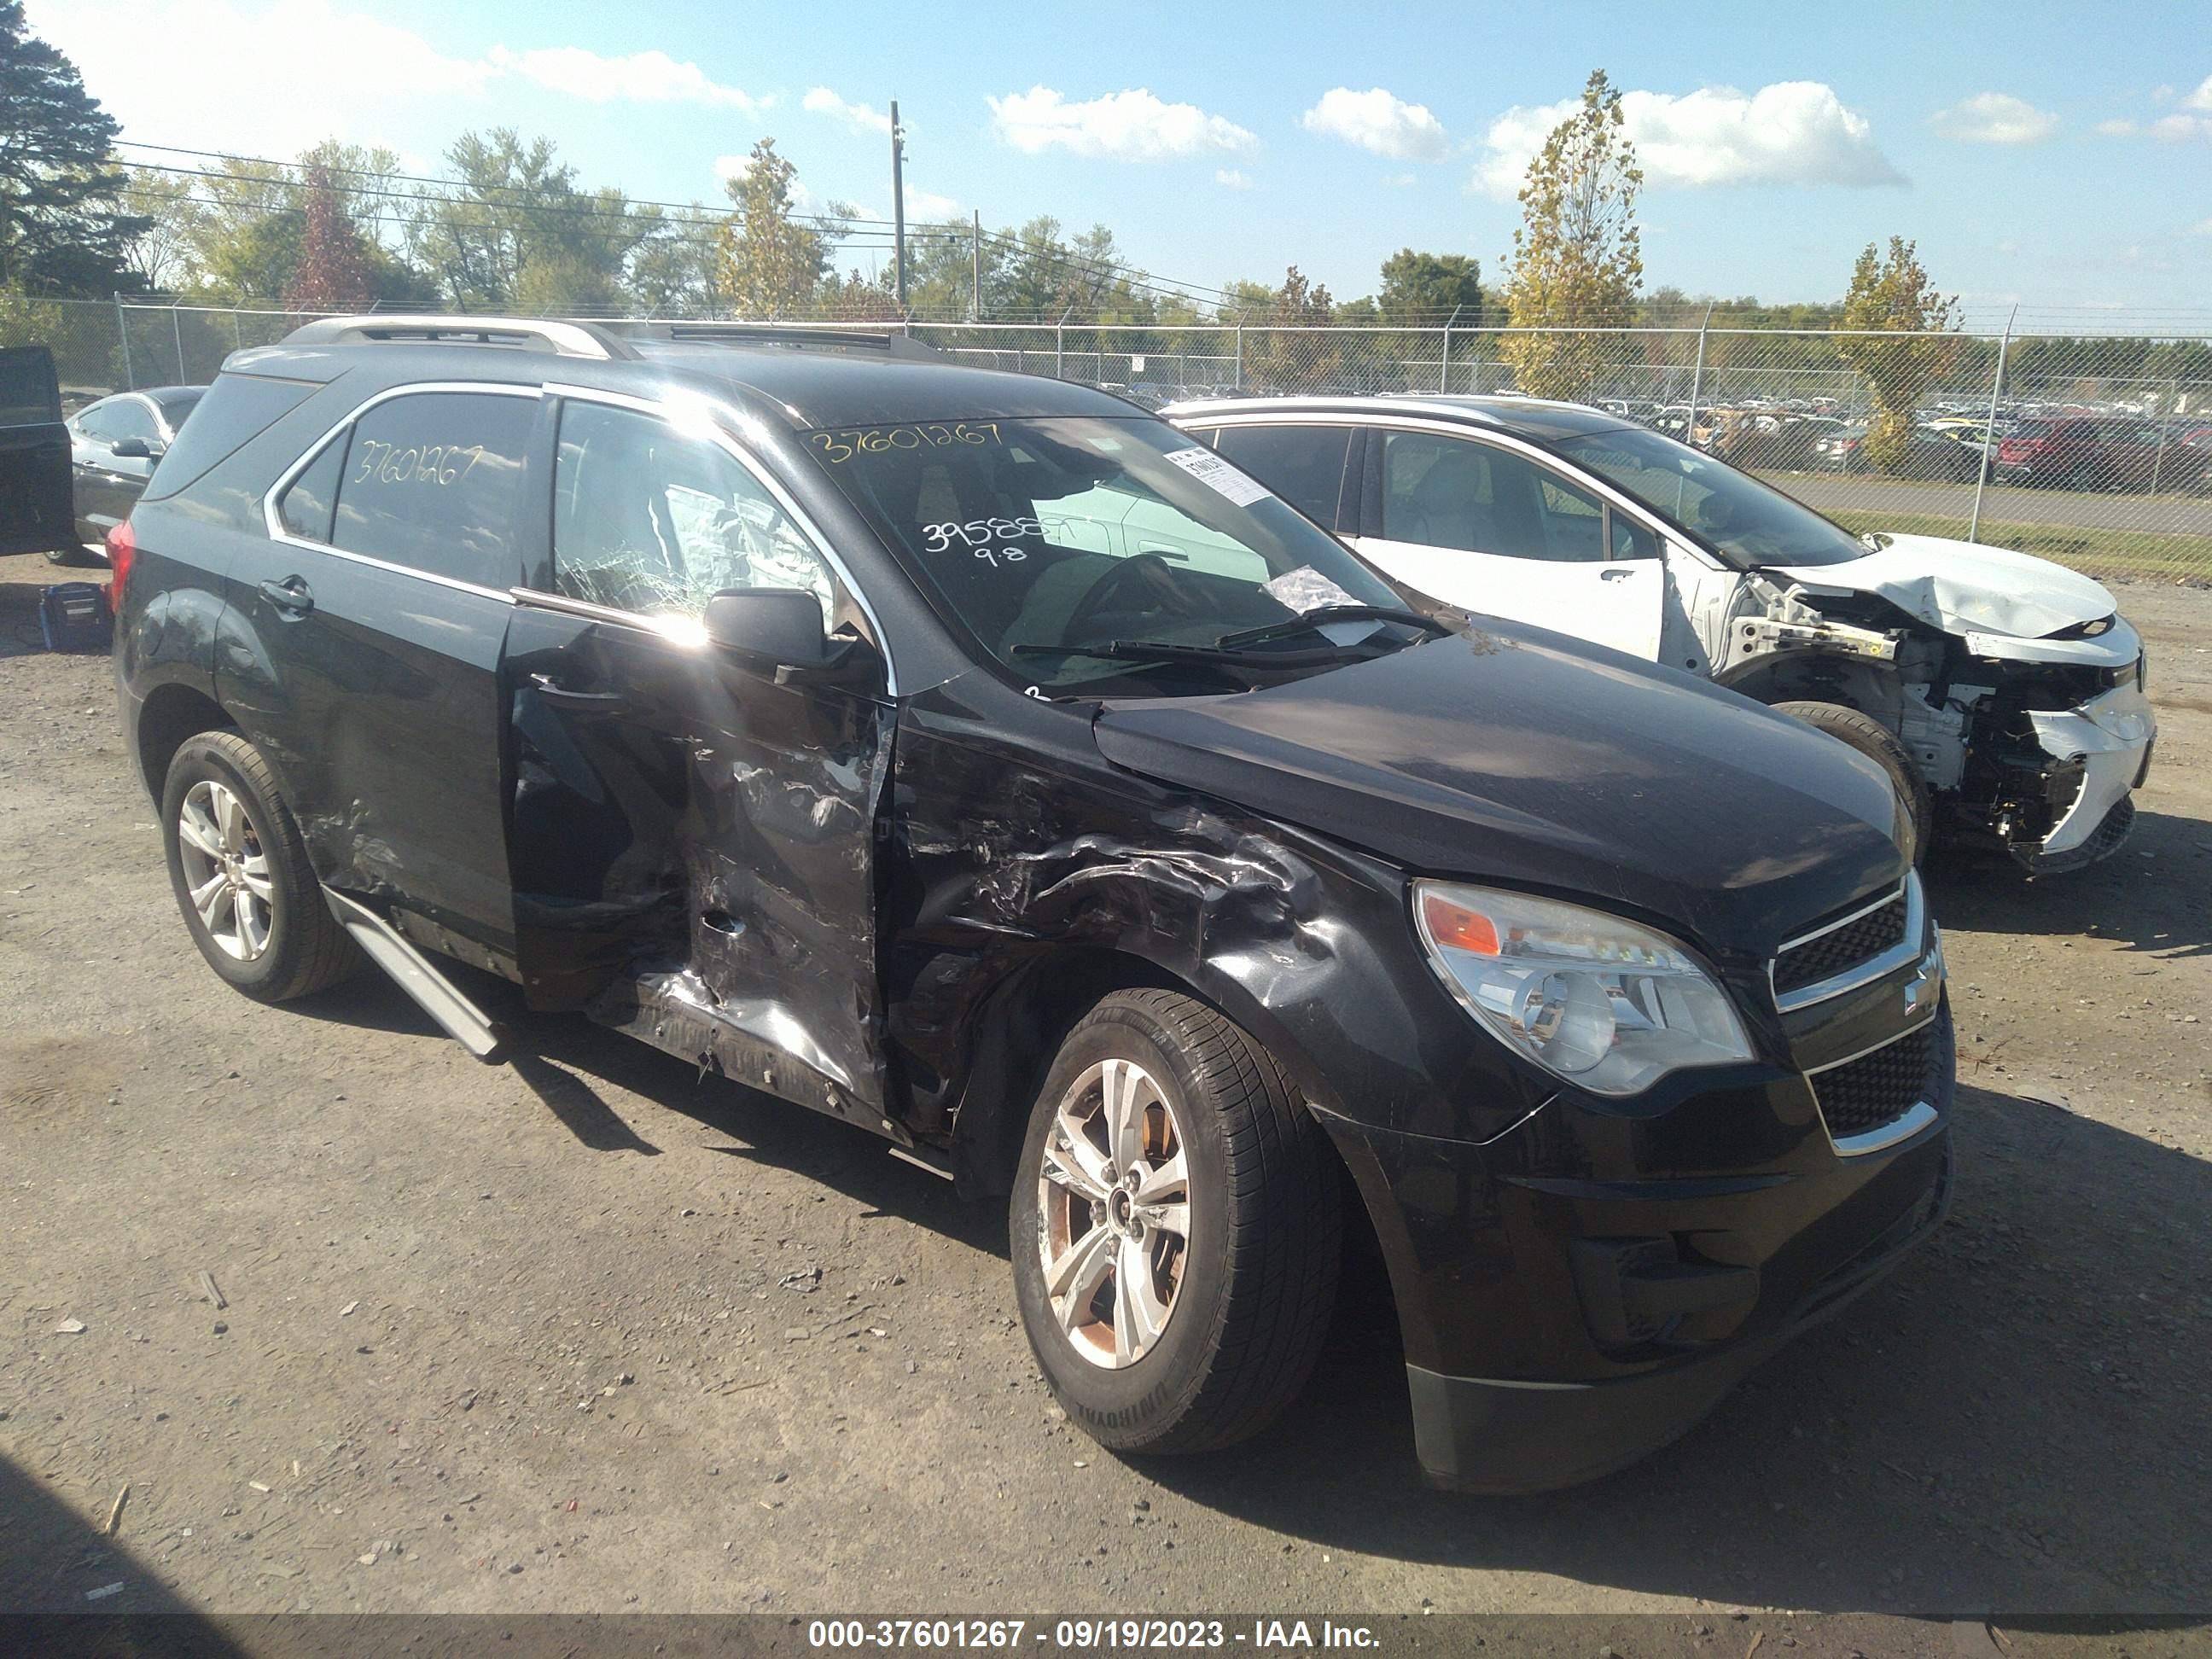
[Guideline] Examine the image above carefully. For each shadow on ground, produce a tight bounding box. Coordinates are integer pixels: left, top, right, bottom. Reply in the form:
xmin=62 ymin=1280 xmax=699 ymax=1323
xmin=1927 ymin=806 xmax=2212 ymax=958
xmin=470 ymin=982 xmax=2211 ymax=1612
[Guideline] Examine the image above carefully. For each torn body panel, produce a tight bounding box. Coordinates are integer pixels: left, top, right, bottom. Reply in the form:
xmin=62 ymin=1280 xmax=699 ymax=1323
xmin=502 ymin=601 xmax=896 ymax=1122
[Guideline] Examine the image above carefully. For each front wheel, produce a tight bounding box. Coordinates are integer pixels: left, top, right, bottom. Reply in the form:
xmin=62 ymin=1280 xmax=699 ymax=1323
xmin=1773 ymin=700 xmax=1934 ymax=866
xmin=1010 ymin=989 xmax=1341 ymax=1456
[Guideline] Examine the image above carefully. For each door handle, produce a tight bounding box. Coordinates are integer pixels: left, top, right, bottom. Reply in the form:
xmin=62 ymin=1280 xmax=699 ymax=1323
xmin=1598 ymin=566 xmax=1638 ymax=581
xmin=259 ymin=576 xmax=313 ymax=614
xmin=529 ymin=672 xmax=627 ymax=711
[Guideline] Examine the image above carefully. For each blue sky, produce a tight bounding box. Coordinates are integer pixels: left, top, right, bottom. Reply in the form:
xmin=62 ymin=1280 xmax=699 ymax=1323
xmin=34 ymin=0 xmax=2212 ymax=322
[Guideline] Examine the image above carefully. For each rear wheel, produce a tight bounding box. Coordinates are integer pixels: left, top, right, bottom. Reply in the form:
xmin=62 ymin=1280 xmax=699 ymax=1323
xmin=1010 ymin=989 xmax=1341 ymax=1456
xmin=160 ymin=731 xmax=361 ymax=1002
xmin=1773 ymin=700 xmax=1933 ymax=866
xmin=44 ymin=543 xmax=94 ymax=566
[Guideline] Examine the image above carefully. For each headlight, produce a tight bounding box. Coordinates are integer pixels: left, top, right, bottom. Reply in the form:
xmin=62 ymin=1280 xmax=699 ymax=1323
xmin=1413 ymin=882 xmax=1755 ymax=1097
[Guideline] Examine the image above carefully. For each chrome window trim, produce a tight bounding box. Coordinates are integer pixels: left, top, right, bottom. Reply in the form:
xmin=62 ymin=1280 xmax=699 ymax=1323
xmin=526 ymin=381 xmax=899 ymax=695
xmin=258 ymin=379 xmax=542 ymax=605
xmin=1174 ymin=409 xmax=1716 ymax=572
xmin=1769 ymin=871 xmax=1924 ymax=1014
xmin=1803 ymin=1007 xmax=1943 ymax=1159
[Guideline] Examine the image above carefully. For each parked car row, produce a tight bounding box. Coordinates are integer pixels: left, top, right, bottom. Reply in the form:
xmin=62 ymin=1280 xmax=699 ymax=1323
xmin=102 ymin=315 xmax=1989 ymax=1497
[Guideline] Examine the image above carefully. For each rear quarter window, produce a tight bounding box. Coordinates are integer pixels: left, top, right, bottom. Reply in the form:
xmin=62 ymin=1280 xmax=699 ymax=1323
xmin=141 ymin=374 xmax=319 ymax=502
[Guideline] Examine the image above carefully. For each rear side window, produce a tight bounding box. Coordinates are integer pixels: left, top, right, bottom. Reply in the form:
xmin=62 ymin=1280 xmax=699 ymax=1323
xmin=329 ymin=391 xmax=537 ymax=587
xmin=1210 ymin=425 xmax=1353 ymax=527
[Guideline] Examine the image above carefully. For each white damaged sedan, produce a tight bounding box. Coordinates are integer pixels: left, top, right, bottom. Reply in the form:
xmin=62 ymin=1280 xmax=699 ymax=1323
xmin=1167 ymin=395 xmax=2157 ymax=872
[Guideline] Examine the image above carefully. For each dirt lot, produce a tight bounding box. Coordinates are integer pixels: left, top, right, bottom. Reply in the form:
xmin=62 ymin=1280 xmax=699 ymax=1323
xmin=3 ymin=548 xmax=2209 ymax=1627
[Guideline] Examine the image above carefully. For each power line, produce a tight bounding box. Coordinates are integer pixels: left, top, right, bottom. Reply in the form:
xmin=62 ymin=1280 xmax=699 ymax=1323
xmin=113 ymin=138 xmax=1245 ymax=312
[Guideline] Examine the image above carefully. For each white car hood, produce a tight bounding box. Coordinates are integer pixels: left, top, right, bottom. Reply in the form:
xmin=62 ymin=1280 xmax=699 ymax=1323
xmin=1765 ymin=534 xmax=2115 ymax=640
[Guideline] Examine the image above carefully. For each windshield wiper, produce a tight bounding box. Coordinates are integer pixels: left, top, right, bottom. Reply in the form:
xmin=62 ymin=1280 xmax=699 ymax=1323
xmin=1010 ymin=637 xmax=1370 ymax=669
xmin=1214 ymin=604 xmax=1452 ymax=649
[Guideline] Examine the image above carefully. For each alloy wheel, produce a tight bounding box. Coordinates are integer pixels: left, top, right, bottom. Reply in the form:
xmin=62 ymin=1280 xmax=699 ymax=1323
xmin=176 ymin=779 xmax=274 ymax=962
xmin=1034 ymin=1057 xmax=1193 ymax=1369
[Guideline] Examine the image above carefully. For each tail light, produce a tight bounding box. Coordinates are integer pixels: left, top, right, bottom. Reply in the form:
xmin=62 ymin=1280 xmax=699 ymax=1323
xmin=105 ymin=519 xmax=135 ymax=611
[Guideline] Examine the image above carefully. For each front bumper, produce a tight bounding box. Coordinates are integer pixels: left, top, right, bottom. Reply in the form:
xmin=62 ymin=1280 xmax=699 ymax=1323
xmin=1406 ymin=1128 xmax=1951 ymax=1493
xmin=1321 ymin=987 xmax=1955 ymax=1494
xmin=2011 ymin=681 xmax=2156 ymax=871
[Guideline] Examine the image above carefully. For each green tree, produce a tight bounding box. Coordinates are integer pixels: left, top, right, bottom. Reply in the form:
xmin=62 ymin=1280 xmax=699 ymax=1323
xmin=1241 ymin=265 xmax=1336 ymax=391
xmin=626 ymin=202 xmax=719 ymax=316
xmin=1377 ymin=249 xmax=1481 ymax=323
xmin=1836 ymin=236 xmax=1959 ymax=473
xmin=415 ymin=130 xmax=642 ymax=311
xmin=1500 ymin=69 xmax=1644 ymax=400
xmin=282 ymin=163 xmax=379 ymax=312
xmin=713 ymin=138 xmax=828 ymax=317
xmin=119 ymin=166 xmax=205 ymax=292
xmin=0 ymin=0 xmax=148 ymax=293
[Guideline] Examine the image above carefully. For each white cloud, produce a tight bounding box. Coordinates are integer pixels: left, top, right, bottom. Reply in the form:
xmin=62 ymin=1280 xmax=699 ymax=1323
xmin=2186 ymin=74 xmax=2212 ymax=113
xmin=27 ymin=1 xmax=770 ymax=159
xmin=2149 ymin=112 xmax=2212 ymax=141
xmin=2193 ymin=218 xmax=2212 ymax=236
xmin=1931 ymin=92 xmax=2058 ymax=145
xmin=492 ymin=46 xmax=768 ymax=111
xmin=2095 ymin=118 xmax=2139 ymax=136
xmin=988 ymin=86 xmax=1256 ymax=160
xmin=905 ymin=187 xmax=960 ymax=218
xmin=803 ymin=87 xmax=894 ymax=135
xmin=1299 ymin=87 xmax=1447 ymax=161
xmin=1214 ymin=168 xmax=1253 ymax=189
xmin=28 ymin=0 xmax=491 ymax=155
xmin=1473 ymin=80 xmax=1903 ymax=195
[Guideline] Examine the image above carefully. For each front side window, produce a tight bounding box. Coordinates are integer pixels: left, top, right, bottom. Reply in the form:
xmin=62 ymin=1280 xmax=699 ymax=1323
xmin=329 ymin=391 xmax=537 ymax=586
xmin=1557 ymin=424 xmax=1870 ymax=568
xmin=104 ymin=399 xmax=161 ymax=449
xmin=1381 ymin=433 xmax=1612 ymax=562
xmin=549 ymin=399 xmax=836 ymax=626
xmin=806 ymin=415 xmax=1418 ymax=694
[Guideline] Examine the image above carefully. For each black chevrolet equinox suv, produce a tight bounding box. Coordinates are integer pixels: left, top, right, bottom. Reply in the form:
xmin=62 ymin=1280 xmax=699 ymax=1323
xmin=111 ymin=316 xmax=1954 ymax=1492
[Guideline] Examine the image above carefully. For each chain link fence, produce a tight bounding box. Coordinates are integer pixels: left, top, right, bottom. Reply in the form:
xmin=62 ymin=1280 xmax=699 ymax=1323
xmin=9 ymin=296 xmax=2209 ymax=584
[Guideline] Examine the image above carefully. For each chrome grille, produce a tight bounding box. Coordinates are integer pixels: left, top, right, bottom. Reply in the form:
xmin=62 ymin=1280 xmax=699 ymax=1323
xmin=1770 ymin=876 xmax=1922 ymax=1012
xmin=1774 ymin=896 xmax=1908 ymax=996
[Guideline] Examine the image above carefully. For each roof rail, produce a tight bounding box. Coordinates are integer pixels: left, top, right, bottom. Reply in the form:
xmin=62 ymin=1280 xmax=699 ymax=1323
xmin=601 ymin=320 xmax=941 ymax=362
xmin=281 ymin=315 xmax=637 ymax=360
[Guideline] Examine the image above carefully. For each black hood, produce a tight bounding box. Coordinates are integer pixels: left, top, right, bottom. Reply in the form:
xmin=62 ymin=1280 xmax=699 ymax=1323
xmin=1091 ymin=629 xmax=1904 ymax=960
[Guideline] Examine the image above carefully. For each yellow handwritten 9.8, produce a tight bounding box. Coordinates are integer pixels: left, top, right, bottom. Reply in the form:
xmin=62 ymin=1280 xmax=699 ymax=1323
xmin=352 ymin=438 xmax=489 ymax=486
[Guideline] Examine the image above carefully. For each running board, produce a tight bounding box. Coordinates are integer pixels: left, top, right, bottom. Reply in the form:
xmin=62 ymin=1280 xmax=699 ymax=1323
xmin=323 ymin=889 xmax=508 ymax=1064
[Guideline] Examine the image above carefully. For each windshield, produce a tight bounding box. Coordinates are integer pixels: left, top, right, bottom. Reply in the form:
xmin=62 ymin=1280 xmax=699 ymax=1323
xmin=1555 ymin=425 xmax=1871 ymax=568
xmin=808 ymin=415 xmax=1423 ymax=693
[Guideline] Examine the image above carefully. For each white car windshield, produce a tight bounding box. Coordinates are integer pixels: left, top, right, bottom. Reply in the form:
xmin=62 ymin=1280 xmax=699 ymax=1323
xmin=810 ymin=415 xmax=1430 ymax=692
xmin=1557 ymin=426 xmax=1871 ymax=568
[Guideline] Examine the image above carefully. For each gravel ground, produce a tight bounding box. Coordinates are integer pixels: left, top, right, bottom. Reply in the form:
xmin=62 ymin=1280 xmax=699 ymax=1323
xmin=2 ymin=549 xmax=2208 ymax=1630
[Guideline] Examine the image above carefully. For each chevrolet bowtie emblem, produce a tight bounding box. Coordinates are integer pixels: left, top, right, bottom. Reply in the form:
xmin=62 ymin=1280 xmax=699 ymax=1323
xmin=1902 ymin=950 xmax=1941 ymax=1016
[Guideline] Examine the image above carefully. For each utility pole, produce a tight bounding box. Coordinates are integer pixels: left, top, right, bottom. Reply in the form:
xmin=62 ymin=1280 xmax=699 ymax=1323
xmin=889 ymin=100 xmax=908 ymax=310
xmin=970 ymin=209 xmax=981 ymax=321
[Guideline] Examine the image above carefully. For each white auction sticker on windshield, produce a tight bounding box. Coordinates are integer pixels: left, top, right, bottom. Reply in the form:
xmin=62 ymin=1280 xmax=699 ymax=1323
xmin=1263 ymin=566 xmax=1359 ymax=614
xmin=1162 ymin=446 xmax=1272 ymax=507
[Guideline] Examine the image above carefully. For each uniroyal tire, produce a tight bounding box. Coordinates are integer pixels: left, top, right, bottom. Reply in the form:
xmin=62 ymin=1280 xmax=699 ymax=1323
xmin=1010 ymin=988 xmax=1341 ymax=1457
xmin=160 ymin=731 xmax=361 ymax=1003
xmin=1773 ymin=700 xmax=1934 ymax=866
